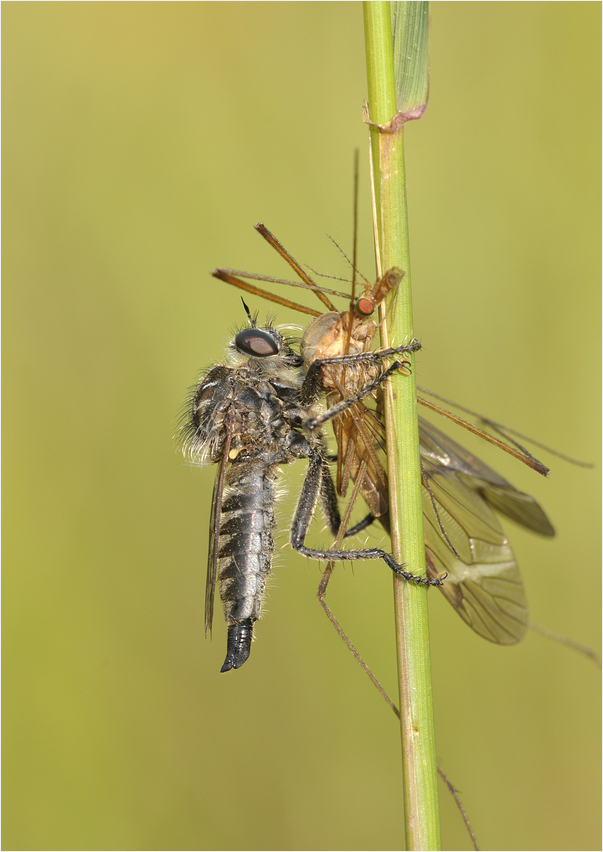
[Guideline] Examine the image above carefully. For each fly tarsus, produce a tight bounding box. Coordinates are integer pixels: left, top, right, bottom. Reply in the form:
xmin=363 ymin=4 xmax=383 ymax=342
xmin=292 ymin=537 xmax=441 ymax=587
xmin=381 ymin=552 xmax=443 ymax=586
xmin=221 ymin=619 xmax=255 ymax=672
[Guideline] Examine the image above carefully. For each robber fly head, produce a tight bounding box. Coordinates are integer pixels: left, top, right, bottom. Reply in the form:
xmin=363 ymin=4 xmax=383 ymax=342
xmin=231 ymin=298 xmax=301 ymax=366
xmin=234 ymin=326 xmax=284 ymax=358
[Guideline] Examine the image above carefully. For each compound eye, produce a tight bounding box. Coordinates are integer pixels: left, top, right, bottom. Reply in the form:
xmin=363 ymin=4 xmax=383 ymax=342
xmin=355 ymin=296 xmax=375 ymax=317
xmin=235 ymin=328 xmax=280 ymax=357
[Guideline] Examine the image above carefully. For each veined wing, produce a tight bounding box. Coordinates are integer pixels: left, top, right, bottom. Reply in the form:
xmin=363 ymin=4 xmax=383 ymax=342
xmin=422 ymin=456 xmax=528 ymax=644
xmin=205 ymin=426 xmax=232 ymax=635
xmin=419 ymin=416 xmax=554 ymax=537
xmin=333 ymin=401 xmax=389 ymax=524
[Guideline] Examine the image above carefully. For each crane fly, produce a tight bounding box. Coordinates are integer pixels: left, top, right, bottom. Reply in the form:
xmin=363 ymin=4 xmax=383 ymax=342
xmin=212 ymin=224 xmax=556 ymax=645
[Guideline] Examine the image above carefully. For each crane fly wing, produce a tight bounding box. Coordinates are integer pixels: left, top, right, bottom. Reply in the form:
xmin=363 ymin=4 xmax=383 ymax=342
xmin=356 ymin=394 xmax=387 ymax=453
xmin=419 ymin=416 xmax=555 ymax=537
xmin=422 ymin=457 xmax=528 ymax=644
xmin=333 ymin=402 xmax=389 ymax=523
xmin=332 ymin=412 xmax=354 ymax=494
xmin=206 ymin=427 xmax=232 ymax=636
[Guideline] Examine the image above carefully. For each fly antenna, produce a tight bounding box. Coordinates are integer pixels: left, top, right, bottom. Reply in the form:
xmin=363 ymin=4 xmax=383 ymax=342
xmin=351 ymin=149 xmax=359 ymax=309
xmin=325 ymin=234 xmax=372 ymax=288
xmin=241 ymin=297 xmax=256 ymax=327
xmin=344 ymin=150 xmax=361 ymax=357
xmin=302 ymin=263 xmax=355 ymax=285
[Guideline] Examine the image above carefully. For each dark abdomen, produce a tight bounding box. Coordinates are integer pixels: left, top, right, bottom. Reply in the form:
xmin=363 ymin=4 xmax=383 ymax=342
xmin=217 ymin=457 xmax=278 ymax=670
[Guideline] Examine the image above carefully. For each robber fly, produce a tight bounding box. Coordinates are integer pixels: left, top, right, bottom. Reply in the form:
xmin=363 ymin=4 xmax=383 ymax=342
xmin=179 ymin=303 xmax=439 ymax=672
xmin=212 ymin=225 xmax=556 ymax=645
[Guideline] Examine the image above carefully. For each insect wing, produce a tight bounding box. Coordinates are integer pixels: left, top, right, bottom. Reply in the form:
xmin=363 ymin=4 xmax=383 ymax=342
xmin=422 ymin=456 xmax=528 ymax=644
xmin=205 ymin=426 xmax=232 ymax=636
xmin=419 ymin=416 xmax=554 ymax=537
xmin=333 ymin=402 xmax=389 ymax=523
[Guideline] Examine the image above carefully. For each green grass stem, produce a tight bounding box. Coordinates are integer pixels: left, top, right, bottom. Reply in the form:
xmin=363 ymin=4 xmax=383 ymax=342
xmin=363 ymin=3 xmax=441 ymax=849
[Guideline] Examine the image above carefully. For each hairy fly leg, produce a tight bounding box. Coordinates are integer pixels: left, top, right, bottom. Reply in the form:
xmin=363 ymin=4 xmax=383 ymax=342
xmin=290 ymin=448 xmax=442 ymax=587
xmin=302 ymin=348 xmax=418 ymax=431
xmin=300 ymin=338 xmax=421 ymax=410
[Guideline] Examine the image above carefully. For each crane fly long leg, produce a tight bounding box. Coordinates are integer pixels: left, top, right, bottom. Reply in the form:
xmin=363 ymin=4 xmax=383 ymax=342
xmin=318 ymin=460 xmax=480 ymax=850
xmin=212 ymin=269 xmax=323 ymax=318
xmin=417 ymin=396 xmax=550 ymax=476
xmin=317 ymin=461 xmax=400 ymax=717
xmin=421 ymin=459 xmax=461 ymax=560
xmin=254 ymin=223 xmax=337 ymax=312
xmin=437 ymin=767 xmax=480 ymax=851
xmin=528 ymin=622 xmax=602 ymax=668
xmin=418 ymin=385 xmax=593 ymax=469
xmin=216 ymin=268 xmax=351 ymax=300
xmin=334 ymin=403 xmax=389 ymax=524
xmin=345 ymin=149 xmax=360 ymax=356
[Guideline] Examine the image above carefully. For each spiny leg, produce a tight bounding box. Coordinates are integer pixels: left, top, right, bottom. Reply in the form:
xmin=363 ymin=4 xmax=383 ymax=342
xmin=300 ymin=338 xmax=421 ymax=408
xmin=291 ymin=451 xmax=441 ymax=587
xmin=303 ymin=351 xmax=418 ymax=432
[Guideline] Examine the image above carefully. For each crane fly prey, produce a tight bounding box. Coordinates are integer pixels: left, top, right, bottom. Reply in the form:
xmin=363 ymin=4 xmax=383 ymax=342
xmin=211 ymin=224 xmax=555 ymax=645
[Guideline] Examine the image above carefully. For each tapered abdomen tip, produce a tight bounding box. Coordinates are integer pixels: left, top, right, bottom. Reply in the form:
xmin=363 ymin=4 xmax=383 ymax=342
xmin=220 ymin=619 xmax=254 ymax=672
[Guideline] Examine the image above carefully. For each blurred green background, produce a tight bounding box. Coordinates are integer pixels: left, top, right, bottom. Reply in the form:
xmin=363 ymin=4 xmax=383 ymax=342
xmin=4 ymin=3 xmax=600 ymax=850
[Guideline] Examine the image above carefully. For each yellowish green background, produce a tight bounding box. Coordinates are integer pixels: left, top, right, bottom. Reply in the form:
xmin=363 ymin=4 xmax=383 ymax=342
xmin=4 ymin=3 xmax=600 ymax=850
